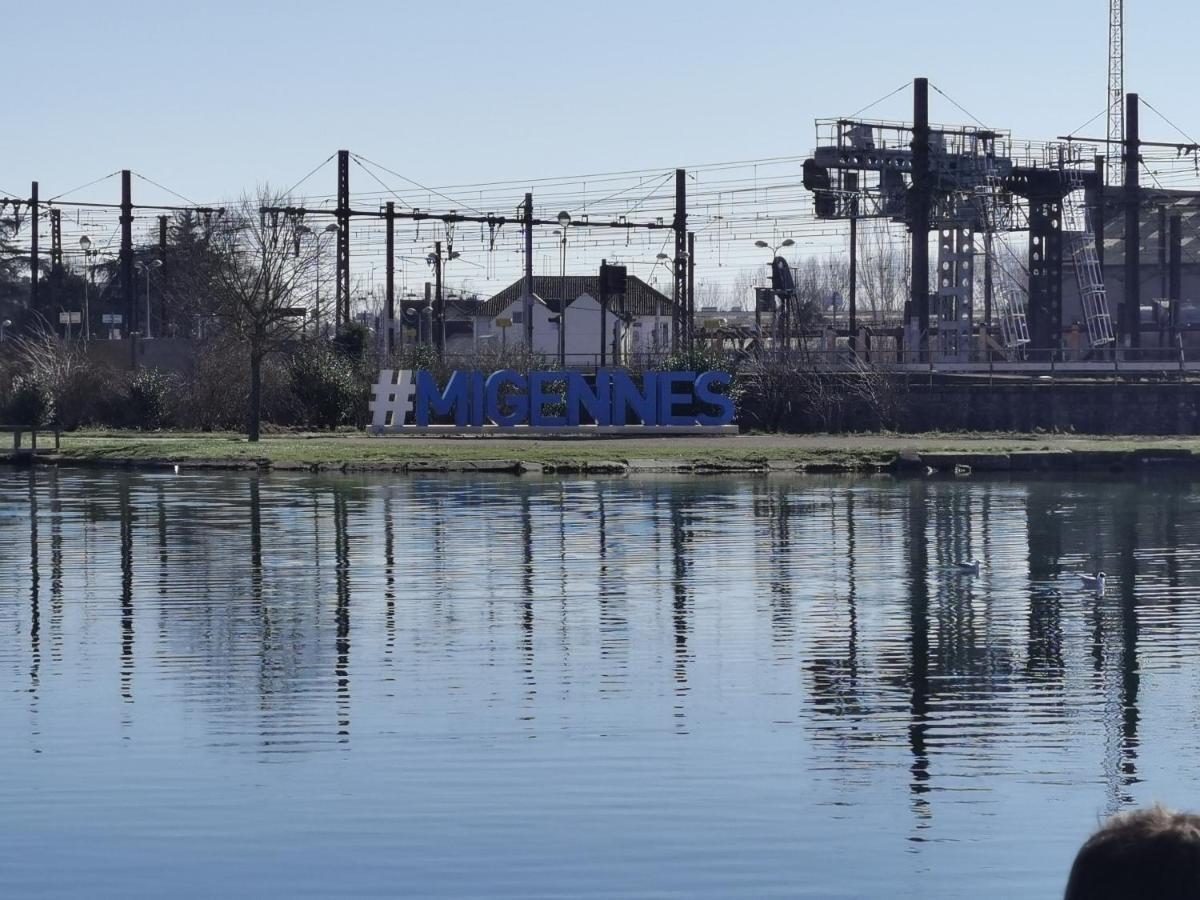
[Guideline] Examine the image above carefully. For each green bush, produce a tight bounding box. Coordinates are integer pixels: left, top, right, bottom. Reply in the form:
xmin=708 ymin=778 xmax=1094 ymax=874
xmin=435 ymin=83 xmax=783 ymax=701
xmin=333 ymin=322 xmax=372 ymax=359
xmin=126 ymin=369 xmax=176 ymax=430
xmin=290 ymin=344 xmax=361 ymax=429
xmin=652 ymin=345 xmax=732 ymax=374
xmin=7 ymin=375 xmax=55 ymax=428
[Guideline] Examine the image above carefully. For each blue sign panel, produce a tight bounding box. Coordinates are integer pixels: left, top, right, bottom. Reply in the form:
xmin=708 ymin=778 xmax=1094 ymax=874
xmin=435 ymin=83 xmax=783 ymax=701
xmin=370 ymin=369 xmax=735 ymax=430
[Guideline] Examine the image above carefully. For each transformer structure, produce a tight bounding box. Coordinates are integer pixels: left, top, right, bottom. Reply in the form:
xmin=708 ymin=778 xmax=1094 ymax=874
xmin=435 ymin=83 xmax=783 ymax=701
xmin=803 ymin=78 xmax=1114 ymax=359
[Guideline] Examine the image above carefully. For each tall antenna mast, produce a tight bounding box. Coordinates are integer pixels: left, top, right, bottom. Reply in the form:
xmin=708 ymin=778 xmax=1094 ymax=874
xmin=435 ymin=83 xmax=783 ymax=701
xmin=1106 ymin=0 xmax=1124 ymax=185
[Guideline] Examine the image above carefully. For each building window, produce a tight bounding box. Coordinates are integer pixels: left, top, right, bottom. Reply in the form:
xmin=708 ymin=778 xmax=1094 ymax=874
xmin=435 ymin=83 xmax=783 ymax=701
xmin=512 ymin=310 xmax=523 ymax=324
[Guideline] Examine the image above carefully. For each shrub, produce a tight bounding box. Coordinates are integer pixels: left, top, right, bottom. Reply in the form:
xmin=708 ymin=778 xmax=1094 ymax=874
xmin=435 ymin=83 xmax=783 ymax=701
xmin=4 ymin=326 xmax=111 ymax=429
xmin=652 ymin=345 xmax=732 ymax=375
xmin=126 ymin=369 xmax=176 ymax=430
xmin=7 ymin=375 xmax=55 ymax=428
xmin=289 ymin=344 xmax=361 ymax=429
xmin=173 ymin=341 xmax=250 ymax=430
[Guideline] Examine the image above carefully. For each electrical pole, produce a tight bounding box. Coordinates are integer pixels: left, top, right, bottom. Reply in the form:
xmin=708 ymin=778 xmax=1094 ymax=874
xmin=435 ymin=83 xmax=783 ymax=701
xmin=849 ymin=216 xmax=858 ymax=351
xmin=1094 ymin=155 xmax=1107 ymax=272
xmin=29 ymin=181 xmax=39 ymax=310
xmin=434 ymin=240 xmax=445 ymax=354
xmin=1123 ymin=92 xmax=1140 ymax=349
xmin=686 ymin=231 xmax=695 ymax=354
xmin=1169 ymin=213 xmax=1182 ymax=349
xmin=336 ymin=149 xmax=350 ymax=330
xmin=1158 ymin=206 xmax=1169 ymax=310
xmin=385 ymin=201 xmax=395 ymax=354
xmin=909 ymin=78 xmax=931 ymax=357
xmin=120 ymin=170 xmax=134 ymax=338
xmin=423 ymin=282 xmax=432 ymax=346
xmin=158 ymin=215 xmax=168 ymax=335
xmin=673 ymin=169 xmax=687 ymax=352
xmin=522 ymin=192 xmax=534 ymax=349
xmin=49 ymin=208 xmax=62 ymax=311
xmin=599 ymin=258 xmax=608 ymax=368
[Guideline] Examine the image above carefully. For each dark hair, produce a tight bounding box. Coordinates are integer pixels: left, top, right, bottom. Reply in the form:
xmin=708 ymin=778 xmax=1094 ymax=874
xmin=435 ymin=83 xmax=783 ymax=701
xmin=1066 ymin=805 xmax=1200 ymax=899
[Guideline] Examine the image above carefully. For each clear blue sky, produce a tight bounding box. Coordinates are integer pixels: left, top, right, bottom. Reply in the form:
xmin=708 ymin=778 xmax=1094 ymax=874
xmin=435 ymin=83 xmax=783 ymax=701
xmin=7 ymin=0 xmax=1197 ymax=203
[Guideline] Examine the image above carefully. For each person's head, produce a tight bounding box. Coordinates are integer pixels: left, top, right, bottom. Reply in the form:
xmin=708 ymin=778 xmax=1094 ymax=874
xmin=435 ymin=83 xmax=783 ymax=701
xmin=1065 ymin=805 xmax=1200 ymax=899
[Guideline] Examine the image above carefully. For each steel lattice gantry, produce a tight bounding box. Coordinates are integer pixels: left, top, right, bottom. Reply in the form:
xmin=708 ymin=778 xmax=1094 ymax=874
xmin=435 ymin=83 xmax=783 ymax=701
xmin=803 ymin=78 xmax=1111 ymax=355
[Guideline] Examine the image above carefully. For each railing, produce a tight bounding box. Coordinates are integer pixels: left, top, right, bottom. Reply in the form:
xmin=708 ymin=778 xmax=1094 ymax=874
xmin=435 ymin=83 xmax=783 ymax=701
xmin=406 ymin=344 xmax=1198 ymax=379
xmin=766 ymin=344 xmax=1195 ymax=379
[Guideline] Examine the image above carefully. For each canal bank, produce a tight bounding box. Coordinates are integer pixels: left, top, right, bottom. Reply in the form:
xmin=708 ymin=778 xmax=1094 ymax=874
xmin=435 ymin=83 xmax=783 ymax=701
xmin=9 ymin=431 xmax=1200 ymax=476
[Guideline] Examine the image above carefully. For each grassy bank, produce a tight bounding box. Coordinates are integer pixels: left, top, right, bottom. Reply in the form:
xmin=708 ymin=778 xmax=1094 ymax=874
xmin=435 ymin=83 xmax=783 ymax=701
xmin=11 ymin=430 xmax=1200 ymax=474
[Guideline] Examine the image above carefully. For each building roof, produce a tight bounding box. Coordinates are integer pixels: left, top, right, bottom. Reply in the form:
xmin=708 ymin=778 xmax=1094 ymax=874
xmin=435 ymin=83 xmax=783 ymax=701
xmin=476 ymin=275 xmax=676 ymax=318
xmin=1100 ymin=188 xmax=1200 ymax=265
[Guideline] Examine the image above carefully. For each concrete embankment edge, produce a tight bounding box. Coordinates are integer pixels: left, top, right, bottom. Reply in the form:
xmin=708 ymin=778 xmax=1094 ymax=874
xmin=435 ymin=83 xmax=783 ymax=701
xmin=7 ymin=448 xmax=1200 ymax=476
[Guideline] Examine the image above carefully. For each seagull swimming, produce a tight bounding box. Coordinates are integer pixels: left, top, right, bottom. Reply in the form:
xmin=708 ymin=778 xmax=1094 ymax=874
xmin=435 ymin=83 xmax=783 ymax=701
xmin=1079 ymin=572 xmax=1107 ymax=593
xmin=955 ymin=559 xmax=982 ymax=576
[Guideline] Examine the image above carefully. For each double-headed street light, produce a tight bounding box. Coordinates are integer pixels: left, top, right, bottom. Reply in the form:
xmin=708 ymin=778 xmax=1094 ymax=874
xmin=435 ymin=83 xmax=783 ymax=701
xmin=134 ymin=259 xmax=163 ymax=339
xmin=556 ymin=210 xmax=571 ymax=277
xmin=552 ymin=211 xmax=572 ymax=365
xmin=753 ymin=238 xmax=795 ymax=337
xmin=296 ymin=223 xmax=339 ymax=337
xmin=79 ymin=235 xmax=94 ymax=341
xmin=652 ymin=249 xmax=689 ymax=353
xmin=426 ymin=242 xmax=461 ymax=353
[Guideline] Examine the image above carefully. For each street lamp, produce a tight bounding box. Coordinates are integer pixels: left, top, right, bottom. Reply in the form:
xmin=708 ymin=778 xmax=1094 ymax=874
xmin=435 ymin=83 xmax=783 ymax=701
xmin=79 ymin=236 xmax=93 ymax=341
xmin=0 ymin=319 xmax=10 ymax=342
xmin=135 ymin=259 xmax=163 ymax=339
xmin=553 ymin=211 xmax=572 ymax=366
xmin=297 ymin=223 xmax=338 ymax=338
xmin=753 ymin=238 xmax=795 ymax=341
xmin=556 ymin=211 xmax=571 ymax=277
xmin=426 ymin=243 xmax=460 ymax=354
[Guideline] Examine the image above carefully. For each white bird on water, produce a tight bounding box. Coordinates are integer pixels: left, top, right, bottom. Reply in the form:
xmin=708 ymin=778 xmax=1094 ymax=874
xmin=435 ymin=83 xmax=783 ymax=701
xmin=1079 ymin=572 xmax=1107 ymax=594
xmin=173 ymin=464 xmax=180 ymax=475
xmin=955 ymin=559 xmax=982 ymax=576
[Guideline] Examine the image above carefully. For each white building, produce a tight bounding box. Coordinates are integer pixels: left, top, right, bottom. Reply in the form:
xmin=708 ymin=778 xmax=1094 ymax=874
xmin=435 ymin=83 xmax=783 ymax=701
xmin=458 ymin=275 xmax=679 ymax=366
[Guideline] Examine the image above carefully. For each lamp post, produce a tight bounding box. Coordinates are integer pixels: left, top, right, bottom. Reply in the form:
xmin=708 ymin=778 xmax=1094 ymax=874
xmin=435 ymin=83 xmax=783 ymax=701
xmin=79 ymin=236 xmax=93 ymax=341
xmin=654 ymin=249 xmax=688 ymax=355
xmin=426 ymin=243 xmax=461 ymax=355
xmin=556 ymin=210 xmax=570 ymax=365
xmin=0 ymin=319 xmax=10 ymax=342
xmin=134 ymin=259 xmax=163 ymax=339
xmin=753 ymin=238 xmax=794 ymax=345
xmin=297 ymin=223 xmax=338 ymax=338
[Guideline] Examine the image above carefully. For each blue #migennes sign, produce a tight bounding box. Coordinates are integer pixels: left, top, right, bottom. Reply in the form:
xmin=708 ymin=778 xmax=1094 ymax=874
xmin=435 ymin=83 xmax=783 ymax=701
xmin=369 ymin=369 xmax=735 ymax=431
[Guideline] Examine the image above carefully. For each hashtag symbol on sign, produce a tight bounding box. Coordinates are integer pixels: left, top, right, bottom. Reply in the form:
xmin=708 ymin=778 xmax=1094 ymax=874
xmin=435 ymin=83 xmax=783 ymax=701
xmin=369 ymin=369 xmax=416 ymax=431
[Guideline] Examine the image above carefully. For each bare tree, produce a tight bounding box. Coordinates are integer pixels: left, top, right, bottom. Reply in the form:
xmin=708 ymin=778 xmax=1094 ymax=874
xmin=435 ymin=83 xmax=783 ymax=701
xmin=200 ymin=189 xmax=320 ymax=441
xmin=857 ymin=224 xmax=909 ymax=323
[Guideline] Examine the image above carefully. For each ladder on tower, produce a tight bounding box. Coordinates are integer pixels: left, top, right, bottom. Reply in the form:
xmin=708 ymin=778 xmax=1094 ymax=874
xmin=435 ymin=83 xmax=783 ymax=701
xmin=1062 ymin=170 xmax=1116 ymax=347
xmin=994 ymin=258 xmax=1032 ymax=351
xmin=973 ymin=177 xmax=1030 ymax=352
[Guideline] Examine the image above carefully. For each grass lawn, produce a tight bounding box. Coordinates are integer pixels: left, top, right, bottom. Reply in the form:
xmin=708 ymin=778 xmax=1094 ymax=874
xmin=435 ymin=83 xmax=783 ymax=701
xmin=41 ymin=429 xmax=1200 ymax=470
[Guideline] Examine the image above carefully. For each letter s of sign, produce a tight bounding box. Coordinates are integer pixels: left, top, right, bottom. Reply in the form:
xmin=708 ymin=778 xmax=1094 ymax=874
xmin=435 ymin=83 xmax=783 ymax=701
xmin=693 ymin=371 xmax=735 ymax=426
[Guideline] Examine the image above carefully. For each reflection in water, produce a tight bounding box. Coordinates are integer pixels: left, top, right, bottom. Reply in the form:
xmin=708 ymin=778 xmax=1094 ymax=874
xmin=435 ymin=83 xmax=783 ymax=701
xmin=28 ymin=474 xmax=40 ymax=705
xmin=119 ymin=476 xmax=134 ymax=704
xmin=334 ymin=488 xmax=351 ymax=740
xmin=906 ymin=481 xmax=932 ymax=825
xmin=5 ymin=470 xmax=1200 ymax=898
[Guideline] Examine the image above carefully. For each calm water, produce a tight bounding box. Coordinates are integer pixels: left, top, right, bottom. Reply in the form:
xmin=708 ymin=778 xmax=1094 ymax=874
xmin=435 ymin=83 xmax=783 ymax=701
xmin=2 ymin=469 xmax=1200 ymax=898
